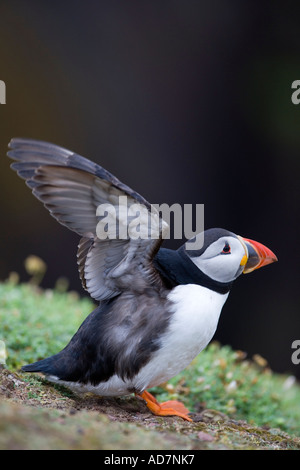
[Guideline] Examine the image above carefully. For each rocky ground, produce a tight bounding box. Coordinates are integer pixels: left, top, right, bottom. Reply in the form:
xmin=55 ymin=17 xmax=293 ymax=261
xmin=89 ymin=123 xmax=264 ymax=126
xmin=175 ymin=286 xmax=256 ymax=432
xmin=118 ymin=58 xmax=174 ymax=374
xmin=1 ymin=367 xmax=299 ymax=450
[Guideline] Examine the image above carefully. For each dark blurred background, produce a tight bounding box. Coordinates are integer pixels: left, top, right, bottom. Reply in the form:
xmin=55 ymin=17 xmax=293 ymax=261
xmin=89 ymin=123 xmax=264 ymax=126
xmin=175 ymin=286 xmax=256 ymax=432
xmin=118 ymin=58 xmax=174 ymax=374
xmin=0 ymin=1 xmax=299 ymax=377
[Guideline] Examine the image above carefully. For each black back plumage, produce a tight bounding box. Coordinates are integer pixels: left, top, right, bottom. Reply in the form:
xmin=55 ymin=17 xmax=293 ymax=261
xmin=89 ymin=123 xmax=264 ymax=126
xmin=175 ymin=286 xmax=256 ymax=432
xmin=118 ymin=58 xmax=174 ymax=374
xmin=22 ymin=289 xmax=171 ymax=385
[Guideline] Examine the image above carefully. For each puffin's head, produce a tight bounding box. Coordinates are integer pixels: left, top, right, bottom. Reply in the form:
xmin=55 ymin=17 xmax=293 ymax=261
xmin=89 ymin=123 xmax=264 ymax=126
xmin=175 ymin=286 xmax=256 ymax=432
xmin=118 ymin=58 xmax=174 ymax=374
xmin=182 ymin=228 xmax=278 ymax=284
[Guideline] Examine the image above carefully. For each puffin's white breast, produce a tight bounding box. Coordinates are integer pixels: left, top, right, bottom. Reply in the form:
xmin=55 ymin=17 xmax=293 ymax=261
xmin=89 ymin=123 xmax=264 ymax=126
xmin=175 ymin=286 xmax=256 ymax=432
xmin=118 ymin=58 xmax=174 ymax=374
xmin=132 ymin=284 xmax=229 ymax=390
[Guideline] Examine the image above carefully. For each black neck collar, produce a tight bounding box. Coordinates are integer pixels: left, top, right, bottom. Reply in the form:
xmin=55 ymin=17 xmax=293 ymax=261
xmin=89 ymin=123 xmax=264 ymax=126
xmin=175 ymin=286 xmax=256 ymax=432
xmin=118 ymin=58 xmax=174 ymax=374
xmin=153 ymin=247 xmax=233 ymax=295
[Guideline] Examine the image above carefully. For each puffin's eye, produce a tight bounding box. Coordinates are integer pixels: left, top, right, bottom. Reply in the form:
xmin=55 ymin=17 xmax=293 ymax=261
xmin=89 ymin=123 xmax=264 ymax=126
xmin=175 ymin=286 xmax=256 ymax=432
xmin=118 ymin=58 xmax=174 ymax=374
xmin=222 ymin=242 xmax=231 ymax=254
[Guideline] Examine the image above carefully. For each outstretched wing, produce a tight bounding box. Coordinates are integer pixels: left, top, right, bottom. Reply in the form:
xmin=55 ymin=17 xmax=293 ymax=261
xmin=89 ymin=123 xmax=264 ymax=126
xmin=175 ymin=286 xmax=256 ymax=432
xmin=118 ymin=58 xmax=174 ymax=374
xmin=8 ymin=138 xmax=169 ymax=300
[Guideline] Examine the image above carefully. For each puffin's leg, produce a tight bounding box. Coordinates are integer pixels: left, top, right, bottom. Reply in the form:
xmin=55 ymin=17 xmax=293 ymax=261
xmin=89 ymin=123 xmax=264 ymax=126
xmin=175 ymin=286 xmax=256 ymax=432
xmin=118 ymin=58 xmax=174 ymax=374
xmin=136 ymin=390 xmax=193 ymax=422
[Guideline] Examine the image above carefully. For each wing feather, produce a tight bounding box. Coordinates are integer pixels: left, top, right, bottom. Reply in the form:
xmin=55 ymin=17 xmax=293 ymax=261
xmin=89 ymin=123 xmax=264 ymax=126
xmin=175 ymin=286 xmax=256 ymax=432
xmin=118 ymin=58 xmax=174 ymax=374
xmin=8 ymin=138 xmax=168 ymax=301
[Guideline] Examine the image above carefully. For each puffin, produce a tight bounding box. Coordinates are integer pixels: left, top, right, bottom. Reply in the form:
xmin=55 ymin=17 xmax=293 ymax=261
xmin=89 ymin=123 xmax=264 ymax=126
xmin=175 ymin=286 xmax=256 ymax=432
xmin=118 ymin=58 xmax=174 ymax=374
xmin=7 ymin=138 xmax=277 ymax=422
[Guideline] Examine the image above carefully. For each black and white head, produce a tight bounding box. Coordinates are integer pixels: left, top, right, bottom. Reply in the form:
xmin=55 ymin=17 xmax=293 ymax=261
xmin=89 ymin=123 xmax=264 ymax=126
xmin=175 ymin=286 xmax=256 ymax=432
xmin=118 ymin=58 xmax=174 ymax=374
xmin=183 ymin=228 xmax=277 ymax=285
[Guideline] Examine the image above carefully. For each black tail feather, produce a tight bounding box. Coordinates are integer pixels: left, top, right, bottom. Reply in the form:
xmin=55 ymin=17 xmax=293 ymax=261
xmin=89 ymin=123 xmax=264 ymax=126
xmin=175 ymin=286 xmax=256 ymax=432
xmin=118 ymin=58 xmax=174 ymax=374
xmin=21 ymin=355 xmax=59 ymax=375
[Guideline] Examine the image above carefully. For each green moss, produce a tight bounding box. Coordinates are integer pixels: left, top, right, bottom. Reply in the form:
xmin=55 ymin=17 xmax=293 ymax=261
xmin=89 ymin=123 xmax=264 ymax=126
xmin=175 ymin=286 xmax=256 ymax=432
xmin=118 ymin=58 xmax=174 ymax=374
xmin=0 ymin=400 xmax=192 ymax=450
xmin=0 ymin=281 xmax=93 ymax=369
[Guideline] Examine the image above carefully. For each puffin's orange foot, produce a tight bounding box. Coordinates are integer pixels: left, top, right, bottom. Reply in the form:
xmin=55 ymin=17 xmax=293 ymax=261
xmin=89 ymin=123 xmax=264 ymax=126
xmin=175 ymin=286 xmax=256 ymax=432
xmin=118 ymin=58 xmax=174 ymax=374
xmin=136 ymin=390 xmax=193 ymax=422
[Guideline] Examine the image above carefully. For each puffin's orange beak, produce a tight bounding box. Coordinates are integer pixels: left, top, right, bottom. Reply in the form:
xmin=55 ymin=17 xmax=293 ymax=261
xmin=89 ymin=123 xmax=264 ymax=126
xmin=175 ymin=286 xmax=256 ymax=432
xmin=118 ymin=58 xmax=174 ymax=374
xmin=238 ymin=236 xmax=278 ymax=274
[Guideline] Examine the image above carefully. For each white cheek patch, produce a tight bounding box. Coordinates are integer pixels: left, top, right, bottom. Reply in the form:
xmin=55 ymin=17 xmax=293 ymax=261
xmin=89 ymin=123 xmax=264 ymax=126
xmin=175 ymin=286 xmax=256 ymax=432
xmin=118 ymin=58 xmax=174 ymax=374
xmin=190 ymin=237 xmax=245 ymax=283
